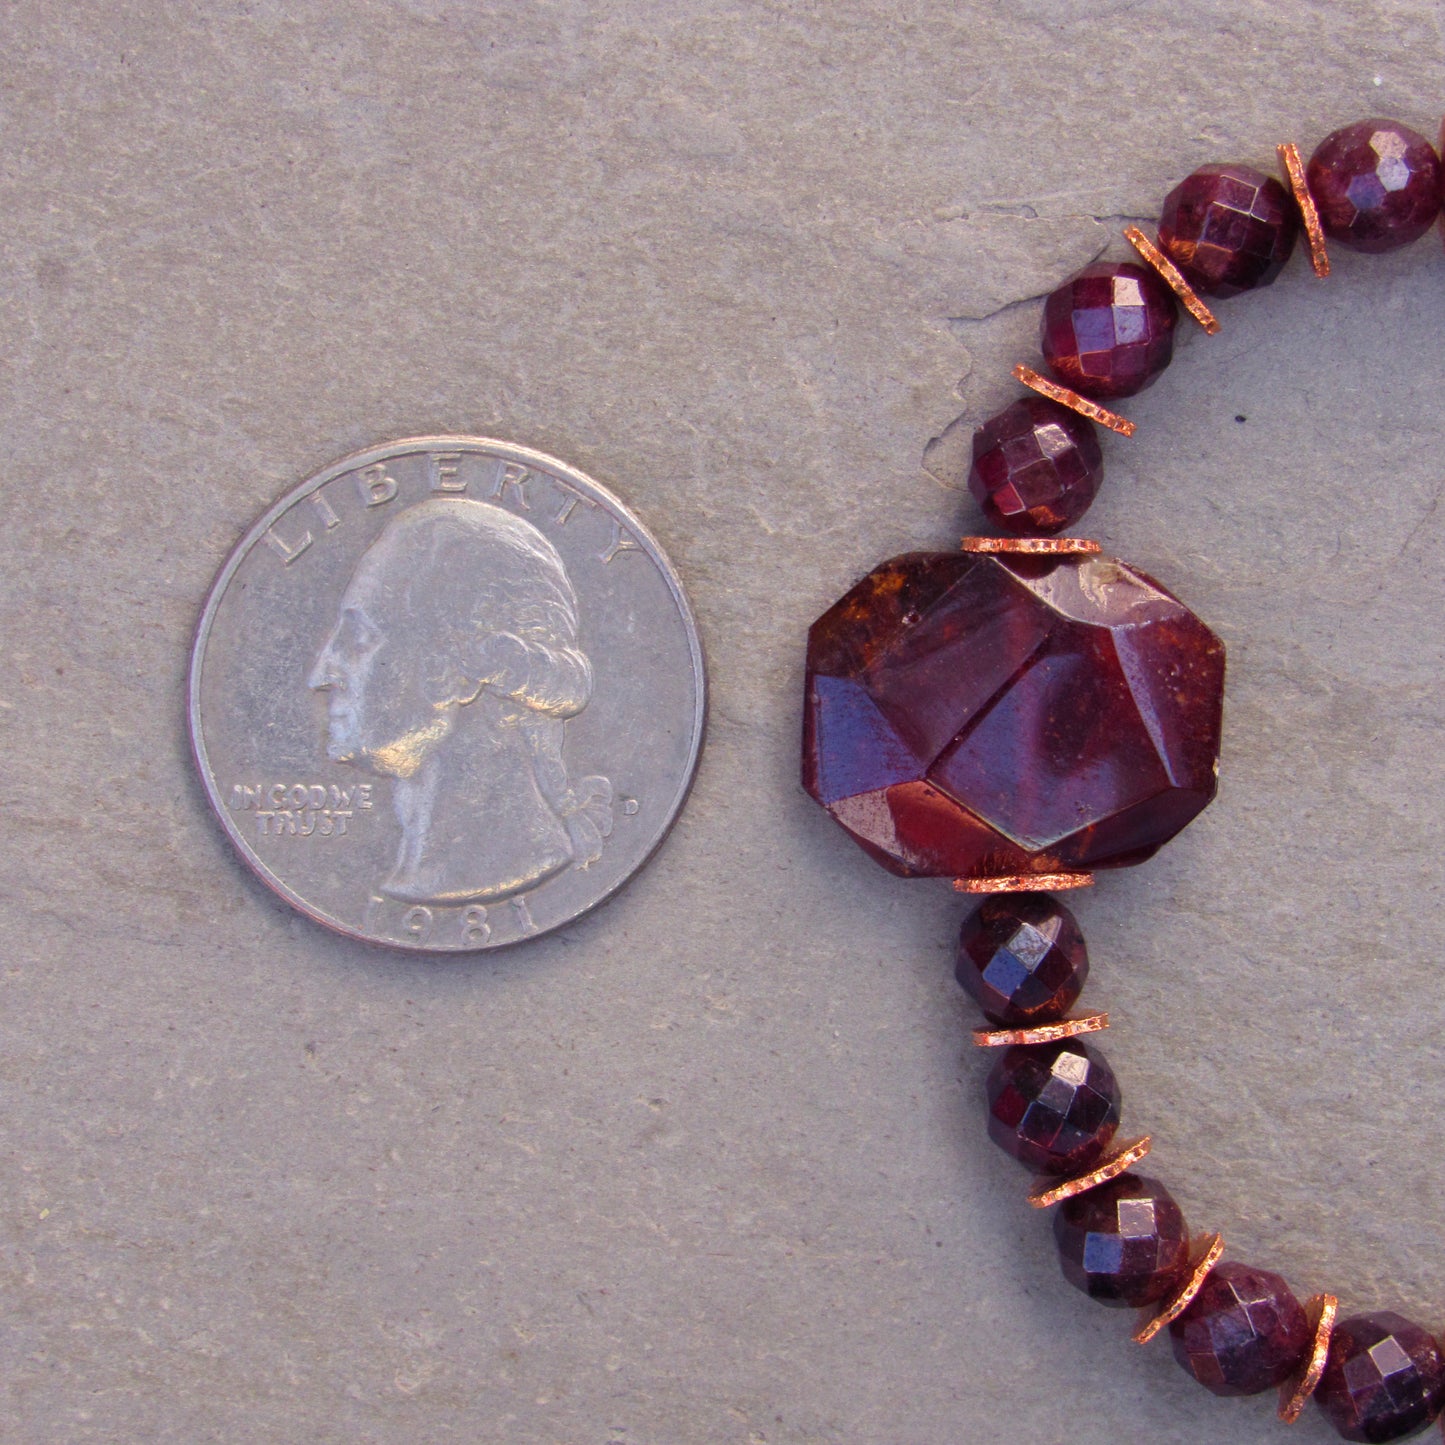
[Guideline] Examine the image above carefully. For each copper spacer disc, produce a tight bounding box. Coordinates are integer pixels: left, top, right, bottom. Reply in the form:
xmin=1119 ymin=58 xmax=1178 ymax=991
xmin=1134 ymin=1234 xmax=1225 ymax=1344
xmin=961 ymin=536 xmax=1102 ymax=555
xmin=1278 ymin=142 xmax=1331 ymax=278
xmin=1028 ymin=1135 xmax=1150 ymax=1209
xmin=1124 ymin=224 xmax=1221 ymax=334
xmin=955 ymin=872 xmax=1095 ymax=894
xmin=1278 ymin=1293 xmax=1338 ymax=1423
xmin=974 ymin=1010 xmax=1109 ymax=1049
xmin=1013 ymin=364 xmax=1136 ymax=436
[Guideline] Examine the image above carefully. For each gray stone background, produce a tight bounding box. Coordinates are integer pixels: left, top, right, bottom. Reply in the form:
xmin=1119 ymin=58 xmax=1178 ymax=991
xmin=4 ymin=2 xmax=1445 ymax=1441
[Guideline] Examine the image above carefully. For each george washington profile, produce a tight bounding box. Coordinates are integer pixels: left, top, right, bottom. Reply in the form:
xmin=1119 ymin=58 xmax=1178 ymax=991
xmin=308 ymin=497 xmax=612 ymax=904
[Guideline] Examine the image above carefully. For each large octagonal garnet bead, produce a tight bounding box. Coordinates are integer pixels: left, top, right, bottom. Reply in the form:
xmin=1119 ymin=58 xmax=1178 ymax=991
xmin=802 ymin=550 xmax=1225 ymax=880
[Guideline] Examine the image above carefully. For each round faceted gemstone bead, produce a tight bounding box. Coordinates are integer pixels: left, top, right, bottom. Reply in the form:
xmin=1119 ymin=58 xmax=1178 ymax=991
xmin=801 ymin=551 xmax=1226 ymax=881
xmin=1169 ymin=1261 xmax=1310 ymax=1396
xmin=985 ymin=1039 xmax=1120 ymax=1176
xmin=1157 ymin=163 xmax=1299 ymax=297
xmin=967 ymin=396 xmax=1104 ymax=534
xmin=1306 ymin=119 xmax=1442 ymax=253
xmin=1314 ymin=1311 xmax=1445 ymax=1443
xmin=955 ymin=893 xmax=1089 ymax=1026
xmin=1040 ymin=261 xmax=1179 ymax=399
xmin=1053 ymin=1172 xmax=1189 ymax=1308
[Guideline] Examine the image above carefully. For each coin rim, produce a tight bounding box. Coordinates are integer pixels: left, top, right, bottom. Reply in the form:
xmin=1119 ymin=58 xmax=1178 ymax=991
xmin=187 ymin=435 xmax=708 ymax=952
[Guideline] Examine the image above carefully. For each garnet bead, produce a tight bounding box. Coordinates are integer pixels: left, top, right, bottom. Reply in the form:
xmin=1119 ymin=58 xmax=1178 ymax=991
xmin=1306 ymin=119 xmax=1442 ymax=253
xmin=967 ymin=396 xmax=1104 ymax=534
xmin=1168 ymin=1261 xmax=1310 ymax=1396
xmin=1053 ymin=1172 xmax=1189 ymax=1308
xmin=1314 ymin=1311 xmax=1445 ymax=1443
xmin=801 ymin=550 xmax=1226 ymax=881
xmin=956 ymin=893 xmax=1088 ymax=1027
xmin=1157 ymin=163 xmax=1299 ymax=297
xmin=1040 ymin=261 xmax=1179 ymax=399
xmin=985 ymin=1039 xmax=1120 ymax=1176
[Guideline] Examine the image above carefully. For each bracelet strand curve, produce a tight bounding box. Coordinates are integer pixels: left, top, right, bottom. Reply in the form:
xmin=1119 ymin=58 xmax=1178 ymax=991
xmin=802 ymin=114 xmax=1445 ymax=1441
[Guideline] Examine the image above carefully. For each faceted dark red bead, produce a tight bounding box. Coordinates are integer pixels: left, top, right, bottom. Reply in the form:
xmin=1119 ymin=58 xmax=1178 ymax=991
xmin=801 ymin=551 xmax=1226 ymax=881
xmin=1314 ymin=1311 xmax=1445 ymax=1443
xmin=1168 ymin=1261 xmax=1310 ymax=1396
xmin=956 ymin=893 xmax=1088 ymax=1026
xmin=968 ymin=396 xmax=1104 ymax=535
xmin=1157 ymin=163 xmax=1299 ymax=297
xmin=985 ymin=1039 xmax=1120 ymax=1176
xmin=1053 ymin=1172 xmax=1189 ymax=1308
xmin=1040 ymin=261 xmax=1179 ymax=399
xmin=1307 ymin=119 xmax=1442 ymax=253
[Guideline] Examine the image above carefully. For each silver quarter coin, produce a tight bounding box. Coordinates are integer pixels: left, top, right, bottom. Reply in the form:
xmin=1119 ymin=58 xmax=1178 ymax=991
xmin=189 ymin=437 xmax=706 ymax=952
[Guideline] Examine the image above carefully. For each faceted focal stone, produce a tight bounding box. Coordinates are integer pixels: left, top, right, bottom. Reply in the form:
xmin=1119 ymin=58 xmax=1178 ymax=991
xmin=1169 ymin=1261 xmax=1310 ymax=1396
xmin=1307 ymin=119 xmax=1442 ymax=253
xmin=968 ymin=396 xmax=1104 ymax=534
xmin=1314 ymin=1311 xmax=1445 ymax=1443
xmin=985 ymin=1039 xmax=1121 ymax=1175
xmin=956 ymin=893 xmax=1089 ymax=1026
xmin=802 ymin=551 xmax=1226 ymax=881
xmin=1053 ymin=1172 xmax=1190 ymax=1308
xmin=1157 ymin=163 xmax=1299 ymax=297
xmin=1040 ymin=261 xmax=1179 ymax=399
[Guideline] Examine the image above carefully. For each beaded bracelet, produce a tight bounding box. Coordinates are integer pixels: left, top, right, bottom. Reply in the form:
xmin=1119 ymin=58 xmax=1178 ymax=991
xmin=802 ymin=117 xmax=1445 ymax=1441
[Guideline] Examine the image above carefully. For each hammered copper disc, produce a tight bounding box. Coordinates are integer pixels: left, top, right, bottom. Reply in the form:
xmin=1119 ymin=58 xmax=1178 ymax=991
xmin=973 ymin=1010 xmax=1109 ymax=1049
xmin=954 ymin=872 xmax=1096 ymax=894
xmin=1124 ymin=224 xmax=1221 ymax=334
xmin=960 ymin=537 xmax=1102 ymax=556
xmin=1027 ymin=1135 xmax=1150 ymax=1209
xmin=1278 ymin=142 xmax=1331 ymax=278
xmin=1012 ymin=364 xmax=1136 ymax=436
xmin=1133 ymin=1234 xmax=1225 ymax=1344
xmin=1278 ymin=1293 xmax=1338 ymax=1424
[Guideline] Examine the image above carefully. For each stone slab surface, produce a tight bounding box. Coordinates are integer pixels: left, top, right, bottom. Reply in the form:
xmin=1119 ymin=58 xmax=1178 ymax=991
xmin=4 ymin=3 xmax=1445 ymax=1442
